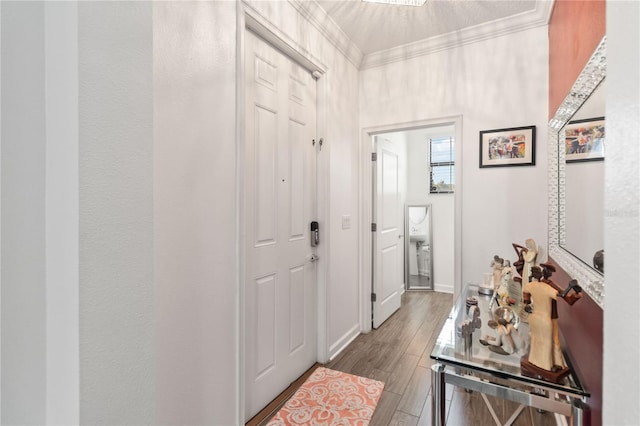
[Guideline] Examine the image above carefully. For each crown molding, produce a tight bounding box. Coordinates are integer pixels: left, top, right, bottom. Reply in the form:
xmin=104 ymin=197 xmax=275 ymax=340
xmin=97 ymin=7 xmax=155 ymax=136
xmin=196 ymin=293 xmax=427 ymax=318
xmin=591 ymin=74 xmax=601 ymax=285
xmin=360 ymin=0 xmax=554 ymax=69
xmin=288 ymin=0 xmax=364 ymax=69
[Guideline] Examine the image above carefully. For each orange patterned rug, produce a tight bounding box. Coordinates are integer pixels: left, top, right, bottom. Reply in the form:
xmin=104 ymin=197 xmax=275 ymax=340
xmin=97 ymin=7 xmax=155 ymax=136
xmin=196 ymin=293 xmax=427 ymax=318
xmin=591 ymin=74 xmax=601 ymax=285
xmin=267 ymin=367 xmax=385 ymax=425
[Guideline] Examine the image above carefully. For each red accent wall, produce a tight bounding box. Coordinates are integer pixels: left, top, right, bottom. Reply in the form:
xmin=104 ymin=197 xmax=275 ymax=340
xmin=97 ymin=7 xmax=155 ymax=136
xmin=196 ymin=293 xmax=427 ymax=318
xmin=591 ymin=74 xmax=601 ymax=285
xmin=547 ymin=258 xmax=602 ymax=426
xmin=549 ymin=0 xmax=606 ymax=118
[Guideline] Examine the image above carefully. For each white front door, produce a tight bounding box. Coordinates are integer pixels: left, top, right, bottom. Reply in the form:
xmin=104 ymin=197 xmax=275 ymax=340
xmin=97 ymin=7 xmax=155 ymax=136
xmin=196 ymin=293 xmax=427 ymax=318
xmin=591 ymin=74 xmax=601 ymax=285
xmin=244 ymin=30 xmax=318 ymax=420
xmin=373 ymin=137 xmax=403 ymax=328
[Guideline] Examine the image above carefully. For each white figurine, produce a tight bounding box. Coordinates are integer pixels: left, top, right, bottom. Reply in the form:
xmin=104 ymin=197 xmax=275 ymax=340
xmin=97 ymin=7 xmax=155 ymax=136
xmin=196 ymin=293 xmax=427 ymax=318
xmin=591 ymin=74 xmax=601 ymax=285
xmin=490 ymin=255 xmax=504 ymax=289
xmin=481 ymin=317 xmax=525 ymax=355
xmin=497 ymin=267 xmax=514 ymax=307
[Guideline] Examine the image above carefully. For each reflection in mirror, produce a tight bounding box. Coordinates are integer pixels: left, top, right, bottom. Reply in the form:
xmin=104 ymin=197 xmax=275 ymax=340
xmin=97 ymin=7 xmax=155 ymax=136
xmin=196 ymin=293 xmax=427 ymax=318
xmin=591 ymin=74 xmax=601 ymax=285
xmin=405 ymin=204 xmax=433 ymax=290
xmin=561 ymin=80 xmax=605 ymax=273
xmin=549 ymin=36 xmax=606 ymax=307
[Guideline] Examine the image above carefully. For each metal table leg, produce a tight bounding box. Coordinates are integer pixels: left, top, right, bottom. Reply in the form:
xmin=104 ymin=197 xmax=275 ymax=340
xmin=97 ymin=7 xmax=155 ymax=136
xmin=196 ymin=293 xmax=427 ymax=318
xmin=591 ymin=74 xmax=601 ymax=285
xmin=431 ymin=363 xmax=446 ymax=426
xmin=571 ymin=399 xmax=589 ymax=426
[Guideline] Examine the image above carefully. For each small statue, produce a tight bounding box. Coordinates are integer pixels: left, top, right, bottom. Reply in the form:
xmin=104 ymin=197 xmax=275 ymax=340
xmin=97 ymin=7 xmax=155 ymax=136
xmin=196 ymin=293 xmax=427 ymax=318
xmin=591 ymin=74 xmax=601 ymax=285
xmin=512 ymin=243 xmax=526 ymax=277
xmin=459 ymin=305 xmax=481 ymax=358
xmin=490 ymin=255 xmax=504 ymax=289
xmin=520 ymin=265 xmax=582 ymax=383
xmin=512 ymin=239 xmax=539 ymax=317
xmin=480 ymin=317 xmax=525 ymax=355
xmin=496 ymin=267 xmax=515 ymax=307
xmin=513 ymin=238 xmax=538 ymax=282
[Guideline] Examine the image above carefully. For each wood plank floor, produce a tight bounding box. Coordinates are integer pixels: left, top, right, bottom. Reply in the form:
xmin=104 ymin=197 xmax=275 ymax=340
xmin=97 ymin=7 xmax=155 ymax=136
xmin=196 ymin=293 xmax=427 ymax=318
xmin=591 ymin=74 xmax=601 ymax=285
xmin=254 ymin=291 xmax=560 ymax=425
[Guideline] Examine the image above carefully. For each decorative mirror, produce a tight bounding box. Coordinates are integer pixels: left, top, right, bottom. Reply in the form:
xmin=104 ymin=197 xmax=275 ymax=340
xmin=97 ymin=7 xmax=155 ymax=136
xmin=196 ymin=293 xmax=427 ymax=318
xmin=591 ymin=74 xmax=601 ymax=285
xmin=405 ymin=204 xmax=433 ymax=290
xmin=548 ymin=36 xmax=606 ymax=308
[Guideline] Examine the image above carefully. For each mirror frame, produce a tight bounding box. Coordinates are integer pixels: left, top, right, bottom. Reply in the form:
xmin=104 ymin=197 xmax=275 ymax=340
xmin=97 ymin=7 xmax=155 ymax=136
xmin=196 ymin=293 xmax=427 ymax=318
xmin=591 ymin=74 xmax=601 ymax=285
xmin=548 ymin=36 xmax=606 ymax=308
xmin=405 ymin=203 xmax=433 ymax=291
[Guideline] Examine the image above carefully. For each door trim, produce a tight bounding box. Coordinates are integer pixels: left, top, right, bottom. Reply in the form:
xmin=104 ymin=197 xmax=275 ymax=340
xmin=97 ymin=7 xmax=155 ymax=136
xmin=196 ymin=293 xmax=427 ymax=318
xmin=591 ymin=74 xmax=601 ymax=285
xmin=359 ymin=116 xmax=463 ymax=333
xmin=236 ymin=3 xmax=329 ymax=423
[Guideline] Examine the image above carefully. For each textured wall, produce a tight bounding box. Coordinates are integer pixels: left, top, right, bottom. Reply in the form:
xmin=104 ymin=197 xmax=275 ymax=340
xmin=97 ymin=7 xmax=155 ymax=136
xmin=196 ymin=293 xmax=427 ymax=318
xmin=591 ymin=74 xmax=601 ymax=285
xmin=603 ymin=1 xmax=640 ymax=424
xmin=153 ymin=2 xmax=238 ymax=424
xmin=79 ymin=2 xmax=155 ymax=423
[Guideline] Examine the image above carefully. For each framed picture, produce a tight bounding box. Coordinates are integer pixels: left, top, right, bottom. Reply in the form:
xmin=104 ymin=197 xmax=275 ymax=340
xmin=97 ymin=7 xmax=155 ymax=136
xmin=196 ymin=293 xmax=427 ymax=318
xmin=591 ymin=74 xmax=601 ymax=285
xmin=479 ymin=125 xmax=536 ymax=168
xmin=564 ymin=117 xmax=605 ymax=163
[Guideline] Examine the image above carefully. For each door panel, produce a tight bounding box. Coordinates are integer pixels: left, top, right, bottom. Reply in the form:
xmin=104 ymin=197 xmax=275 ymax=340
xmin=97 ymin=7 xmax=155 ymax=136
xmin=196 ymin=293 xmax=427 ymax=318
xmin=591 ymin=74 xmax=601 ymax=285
xmin=255 ymin=274 xmax=276 ymax=378
xmin=381 ymin=245 xmax=399 ymax=301
xmin=255 ymin=106 xmax=277 ymax=245
xmin=245 ymin=30 xmax=317 ymax=420
xmin=289 ymin=266 xmax=306 ymax=352
xmin=382 ymin=151 xmax=399 ymax=230
xmin=373 ymin=137 xmax=403 ymax=328
xmin=289 ymin=119 xmax=305 ymax=238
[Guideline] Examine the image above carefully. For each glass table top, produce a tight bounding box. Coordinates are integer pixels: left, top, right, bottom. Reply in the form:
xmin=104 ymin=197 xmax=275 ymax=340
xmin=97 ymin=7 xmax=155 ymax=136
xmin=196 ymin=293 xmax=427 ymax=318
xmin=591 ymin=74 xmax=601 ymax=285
xmin=431 ymin=284 xmax=589 ymax=397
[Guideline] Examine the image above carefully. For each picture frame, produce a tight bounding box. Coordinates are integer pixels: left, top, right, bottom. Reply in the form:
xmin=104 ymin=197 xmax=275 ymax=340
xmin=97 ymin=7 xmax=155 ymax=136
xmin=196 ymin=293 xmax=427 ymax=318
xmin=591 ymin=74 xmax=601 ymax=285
xmin=564 ymin=117 xmax=605 ymax=163
xmin=479 ymin=125 xmax=536 ymax=168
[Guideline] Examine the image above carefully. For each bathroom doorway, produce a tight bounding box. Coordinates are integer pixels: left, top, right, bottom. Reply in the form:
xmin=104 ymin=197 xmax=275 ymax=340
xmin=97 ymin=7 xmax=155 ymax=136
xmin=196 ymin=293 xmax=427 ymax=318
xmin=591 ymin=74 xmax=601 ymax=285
xmin=371 ymin=124 xmax=456 ymax=294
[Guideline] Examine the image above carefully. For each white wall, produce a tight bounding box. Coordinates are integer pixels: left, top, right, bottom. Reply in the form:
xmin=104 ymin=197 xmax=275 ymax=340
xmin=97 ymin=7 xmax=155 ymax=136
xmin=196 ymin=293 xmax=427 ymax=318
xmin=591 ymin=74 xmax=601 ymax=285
xmin=44 ymin=3 xmax=80 ymax=424
xmin=0 ymin=3 xmax=3 ymax=419
xmin=405 ymin=131 xmax=429 ymax=203
xmin=325 ymin=58 xmax=361 ymax=357
xmin=153 ymin=2 xmax=238 ymax=424
xmin=360 ymin=26 xmax=549 ymax=295
xmin=603 ymin=1 xmax=640 ymax=424
xmin=78 ymin=2 xmax=155 ymax=423
xmin=2 ymin=4 xmax=80 ymax=424
xmin=1 ymin=3 xmax=47 ymax=423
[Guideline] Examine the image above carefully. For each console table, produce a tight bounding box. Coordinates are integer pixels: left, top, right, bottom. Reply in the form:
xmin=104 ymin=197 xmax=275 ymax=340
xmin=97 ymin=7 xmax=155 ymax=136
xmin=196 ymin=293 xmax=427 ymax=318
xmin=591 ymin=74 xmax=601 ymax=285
xmin=430 ymin=284 xmax=589 ymax=425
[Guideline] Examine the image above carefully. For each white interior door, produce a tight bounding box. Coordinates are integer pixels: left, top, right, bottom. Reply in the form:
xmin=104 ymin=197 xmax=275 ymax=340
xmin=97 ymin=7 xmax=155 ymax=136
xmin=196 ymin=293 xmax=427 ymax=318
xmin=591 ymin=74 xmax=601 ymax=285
xmin=244 ymin=30 xmax=318 ymax=420
xmin=373 ymin=137 xmax=403 ymax=328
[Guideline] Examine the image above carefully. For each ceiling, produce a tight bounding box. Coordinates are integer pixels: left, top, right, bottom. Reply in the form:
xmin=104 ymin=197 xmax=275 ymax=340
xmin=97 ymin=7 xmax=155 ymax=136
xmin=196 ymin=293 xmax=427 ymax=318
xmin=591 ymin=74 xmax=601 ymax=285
xmin=314 ymin=0 xmax=541 ymax=56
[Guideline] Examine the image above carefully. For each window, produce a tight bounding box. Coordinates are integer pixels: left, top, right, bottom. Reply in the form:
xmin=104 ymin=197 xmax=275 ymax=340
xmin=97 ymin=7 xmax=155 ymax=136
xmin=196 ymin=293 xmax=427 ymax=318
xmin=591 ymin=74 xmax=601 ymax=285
xmin=430 ymin=136 xmax=454 ymax=193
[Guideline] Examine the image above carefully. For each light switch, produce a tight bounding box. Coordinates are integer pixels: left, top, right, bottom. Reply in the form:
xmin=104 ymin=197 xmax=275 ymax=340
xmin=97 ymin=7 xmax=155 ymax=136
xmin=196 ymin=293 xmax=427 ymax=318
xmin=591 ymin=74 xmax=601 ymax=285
xmin=342 ymin=215 xmax=351 ymax=230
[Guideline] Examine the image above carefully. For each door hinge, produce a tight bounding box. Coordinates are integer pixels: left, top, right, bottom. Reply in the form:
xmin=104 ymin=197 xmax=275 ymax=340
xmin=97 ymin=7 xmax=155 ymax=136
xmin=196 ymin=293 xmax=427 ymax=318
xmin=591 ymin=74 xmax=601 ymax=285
xmin=371 ymin=152 xmax=377 ymax=161
xmin=371 ymin=293 xmax=377 ymax=302
xmin=312 ymin=138 xmax=324 ymax=150
xmin=371 ymin=223 xmax=377 ymax=232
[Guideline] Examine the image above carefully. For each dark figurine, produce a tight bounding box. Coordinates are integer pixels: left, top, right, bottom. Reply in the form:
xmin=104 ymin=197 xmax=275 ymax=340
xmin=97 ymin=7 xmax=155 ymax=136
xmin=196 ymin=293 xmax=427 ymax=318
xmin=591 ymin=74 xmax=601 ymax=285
xmin=593 ymin=249 xmax=604 ymax=273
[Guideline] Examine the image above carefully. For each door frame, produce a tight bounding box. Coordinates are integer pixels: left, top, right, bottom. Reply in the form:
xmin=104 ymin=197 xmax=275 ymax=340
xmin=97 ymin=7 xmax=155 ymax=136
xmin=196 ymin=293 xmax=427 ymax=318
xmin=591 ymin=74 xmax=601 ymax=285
xmin=236 ymin=3 xmax=329 ymax=423
xmin=359 ymin=116 xmax=463 ymax=333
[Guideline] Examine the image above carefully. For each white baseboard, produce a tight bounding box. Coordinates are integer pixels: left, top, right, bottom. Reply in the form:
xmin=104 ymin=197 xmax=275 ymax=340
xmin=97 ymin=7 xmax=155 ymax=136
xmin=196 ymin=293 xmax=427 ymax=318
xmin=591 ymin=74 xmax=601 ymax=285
xmin=434 ymin=282 xmax=454 ymax=294
xmin=328 ymin=324 xmax=360 ymax=361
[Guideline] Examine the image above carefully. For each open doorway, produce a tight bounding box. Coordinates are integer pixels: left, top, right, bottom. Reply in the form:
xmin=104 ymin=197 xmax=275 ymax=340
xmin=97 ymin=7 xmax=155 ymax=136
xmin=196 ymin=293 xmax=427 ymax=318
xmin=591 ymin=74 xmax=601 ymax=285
xmin=375 ymin=125 xmax=455 ymax=293
xmin=360 ymin=117 xmax=462 ymax=331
